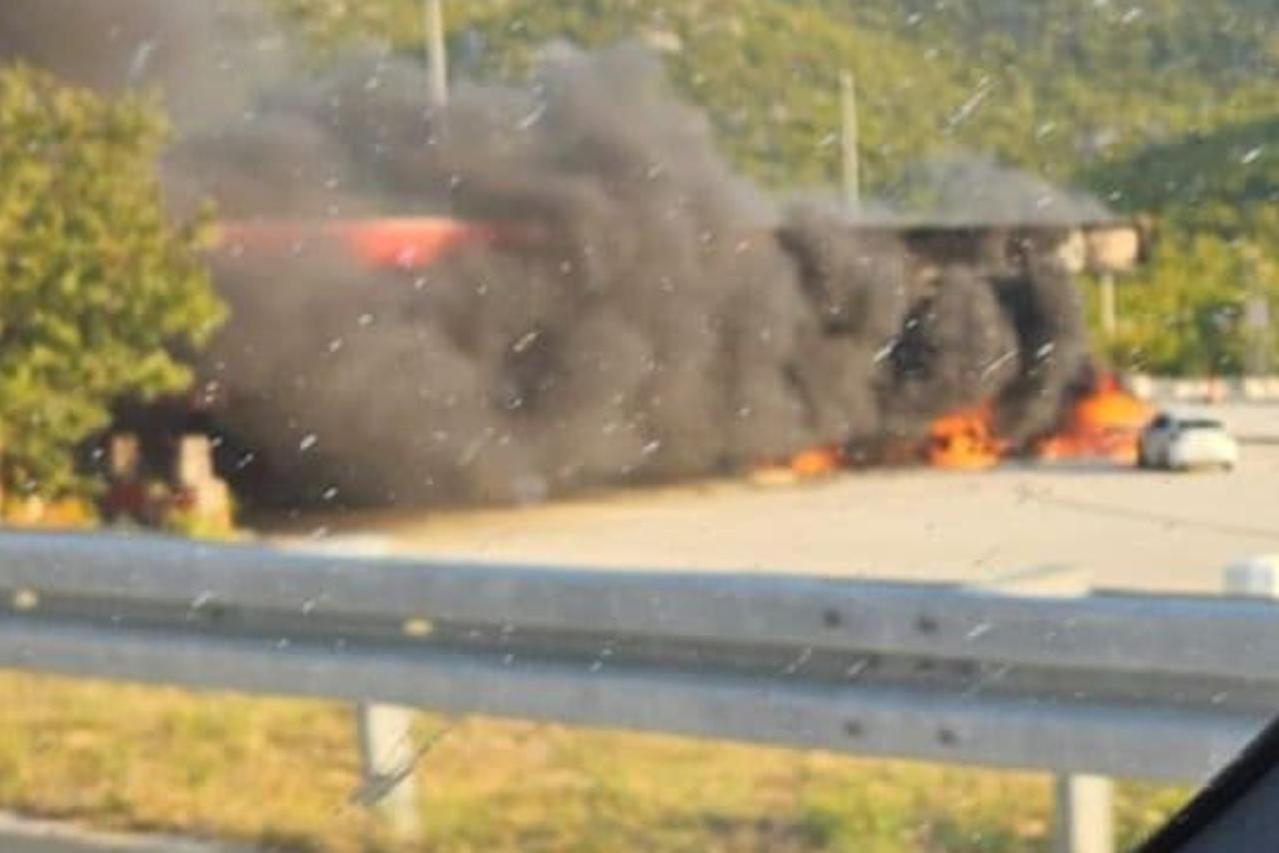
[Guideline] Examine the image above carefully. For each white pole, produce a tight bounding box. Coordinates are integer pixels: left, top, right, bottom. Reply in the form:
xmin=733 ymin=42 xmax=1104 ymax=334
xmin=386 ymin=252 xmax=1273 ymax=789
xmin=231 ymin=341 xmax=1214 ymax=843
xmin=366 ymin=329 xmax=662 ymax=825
xmin=1054 ymin=774 xmax=1115 ymax=853
xmin=356 ymin=703 xmax=421 ymax=842
xmin=840 ymin=70 xmax=860 ymax=209
xmin=425 ymin=0 xmax=448 ymax=108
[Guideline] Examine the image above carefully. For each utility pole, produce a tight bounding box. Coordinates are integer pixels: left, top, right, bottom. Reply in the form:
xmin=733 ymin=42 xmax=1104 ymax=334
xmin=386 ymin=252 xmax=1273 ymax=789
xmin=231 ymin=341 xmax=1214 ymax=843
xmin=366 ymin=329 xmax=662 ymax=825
xmin=425 ymin=0 xmax=448 ymax=108
xmin=840 ymin=69 xmax=861 ymax=210
xmin=1099 ymin=273 xmax=1117 ymax=339
xmin=839 ymin=70 xmax=859 ymax=209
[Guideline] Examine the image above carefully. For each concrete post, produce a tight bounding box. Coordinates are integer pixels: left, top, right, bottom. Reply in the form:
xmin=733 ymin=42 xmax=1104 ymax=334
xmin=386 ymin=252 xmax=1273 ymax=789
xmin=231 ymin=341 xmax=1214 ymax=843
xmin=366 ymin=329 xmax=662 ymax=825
xmin=356 ymin=703 xmax=421 ymax=843
xmin=1054 ymin=774 xmax=1114 ymax=853
xmin=973 ymin=567 xmax=1113 ymax=853
xmin=302 ymin=538 xmax=424 ymax=844
xmin=1224 ymin=556 xmax=1279 ymax=599
xmin=108 ymin=433 xmax=142 ymax=481
xmin=173 ymin=434 xmax=233 ymax=531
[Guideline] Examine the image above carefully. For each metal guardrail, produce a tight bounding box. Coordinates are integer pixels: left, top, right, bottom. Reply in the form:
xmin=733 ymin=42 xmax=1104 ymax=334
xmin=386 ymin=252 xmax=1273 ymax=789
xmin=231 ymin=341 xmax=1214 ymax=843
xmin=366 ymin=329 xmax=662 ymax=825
xmin=0 ymin=530 xmax=1276 ymax=849
xmin=1130 ymin=374 xmax=1279 ymax=404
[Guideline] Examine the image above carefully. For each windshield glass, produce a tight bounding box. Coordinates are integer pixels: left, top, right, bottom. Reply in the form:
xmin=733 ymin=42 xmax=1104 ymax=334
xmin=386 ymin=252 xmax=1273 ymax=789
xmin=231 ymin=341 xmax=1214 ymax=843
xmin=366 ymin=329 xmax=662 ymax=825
xmin=0 ymin=1 xmax=1274 ymax=851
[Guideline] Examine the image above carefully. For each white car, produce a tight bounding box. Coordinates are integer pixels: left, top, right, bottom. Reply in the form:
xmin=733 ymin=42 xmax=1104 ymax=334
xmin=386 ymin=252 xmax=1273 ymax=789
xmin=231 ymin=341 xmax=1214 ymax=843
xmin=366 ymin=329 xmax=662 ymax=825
xmin=1137 ymin=412 xmax=1239 ymax=471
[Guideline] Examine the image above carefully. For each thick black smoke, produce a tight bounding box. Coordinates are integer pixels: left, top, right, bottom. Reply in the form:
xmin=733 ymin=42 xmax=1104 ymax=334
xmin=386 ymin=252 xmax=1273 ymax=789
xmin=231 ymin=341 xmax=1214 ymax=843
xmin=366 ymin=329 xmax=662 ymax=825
xmin=1 ymin=4 xmax=1090 ymax=506
xmin=0 ymin=0 xmax=281 ymax=127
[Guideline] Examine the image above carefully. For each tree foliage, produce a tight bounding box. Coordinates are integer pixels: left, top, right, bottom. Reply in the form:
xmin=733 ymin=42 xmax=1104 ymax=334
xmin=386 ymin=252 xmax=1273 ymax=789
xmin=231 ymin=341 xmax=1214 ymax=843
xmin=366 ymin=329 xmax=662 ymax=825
xmin=1092 ymin=231 xmax=1277 ymax=375
xmin=1087 ymin=115 xmax=1279 ymax=373
xmin=0 ymin=65 xmax=224 ymax=495
xmin=271 ymin=0 xmax=1275 ymax=186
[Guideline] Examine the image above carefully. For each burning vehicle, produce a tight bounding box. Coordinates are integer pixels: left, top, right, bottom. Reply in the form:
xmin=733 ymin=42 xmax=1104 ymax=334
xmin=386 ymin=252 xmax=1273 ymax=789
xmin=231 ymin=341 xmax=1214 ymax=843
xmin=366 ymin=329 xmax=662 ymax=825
xmin=2 ymin=10 xmax=1149 ymax=510
xmin=185 ymin=200 xmax=1145 ymax=506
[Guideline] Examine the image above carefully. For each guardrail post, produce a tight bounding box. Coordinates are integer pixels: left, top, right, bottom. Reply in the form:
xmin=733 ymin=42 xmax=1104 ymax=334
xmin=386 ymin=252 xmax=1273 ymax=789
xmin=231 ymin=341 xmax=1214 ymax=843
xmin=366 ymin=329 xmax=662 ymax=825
xmin=1223 ymin=556 xmax=1279 ymax=598
xmin=1054 ymin=774 xmax=1114 ymax=853
xmin=355 ymin=703 xmax=421 ymax=843
xmin=972 ymin=568 xmax=1114 ymax=853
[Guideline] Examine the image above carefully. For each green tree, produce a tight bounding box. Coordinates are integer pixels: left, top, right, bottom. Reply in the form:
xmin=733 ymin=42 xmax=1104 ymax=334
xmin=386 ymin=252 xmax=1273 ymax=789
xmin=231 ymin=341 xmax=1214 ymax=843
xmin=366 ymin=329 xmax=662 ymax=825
xmin=1087 ymin=116 xmax=1279 ymax=374
xmin=269 ymin=0 xmax=1276 ymax=192
xmin=1092 ymin=230 xmax=1279 ymax=376
xmin=0 ymin=65 xmax=224 ymax=497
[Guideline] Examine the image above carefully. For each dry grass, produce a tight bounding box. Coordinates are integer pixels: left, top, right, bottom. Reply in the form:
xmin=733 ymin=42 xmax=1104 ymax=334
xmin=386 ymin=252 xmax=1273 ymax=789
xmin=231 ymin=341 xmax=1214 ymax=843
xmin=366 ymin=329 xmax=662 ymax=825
xmin=0 ymin=671 xmax=1189 ymax=851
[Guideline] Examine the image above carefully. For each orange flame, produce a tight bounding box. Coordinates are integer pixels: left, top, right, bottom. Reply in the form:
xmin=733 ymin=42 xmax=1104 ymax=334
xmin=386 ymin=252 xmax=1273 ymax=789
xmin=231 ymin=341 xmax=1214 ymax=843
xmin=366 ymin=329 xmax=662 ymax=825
xmin=1035 ymin=375 xmax=1152 ymax=464
xmin=928 ymin=405 xmax=1005 ymax=470
xmin=758 ymin=373 xmax=1150 ymax=480
xmin=751 ymin=443 xmax=846 ymax=484
xmin=789 ymin=445 xmax=845 ymax=477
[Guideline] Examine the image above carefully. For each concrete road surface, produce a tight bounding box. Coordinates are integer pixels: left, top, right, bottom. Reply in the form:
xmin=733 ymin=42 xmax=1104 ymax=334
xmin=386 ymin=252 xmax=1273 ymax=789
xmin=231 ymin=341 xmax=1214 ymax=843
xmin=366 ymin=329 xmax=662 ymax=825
xmin=288 ymin=443 xmax=1279 ymax=595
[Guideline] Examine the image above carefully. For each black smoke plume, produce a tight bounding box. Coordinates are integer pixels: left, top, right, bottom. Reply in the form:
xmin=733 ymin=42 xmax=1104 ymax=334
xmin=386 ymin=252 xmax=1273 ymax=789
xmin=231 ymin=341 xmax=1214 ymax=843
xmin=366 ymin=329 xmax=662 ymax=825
xmin=0 ymin=4 xmax=1091 ymax=506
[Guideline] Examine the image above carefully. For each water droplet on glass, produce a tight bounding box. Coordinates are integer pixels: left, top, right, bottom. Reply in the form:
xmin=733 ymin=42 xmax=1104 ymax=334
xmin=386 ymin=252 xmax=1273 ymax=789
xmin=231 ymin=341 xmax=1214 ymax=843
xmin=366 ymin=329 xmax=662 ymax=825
xmin=512 ymin=330 xmax=540 ymax=354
